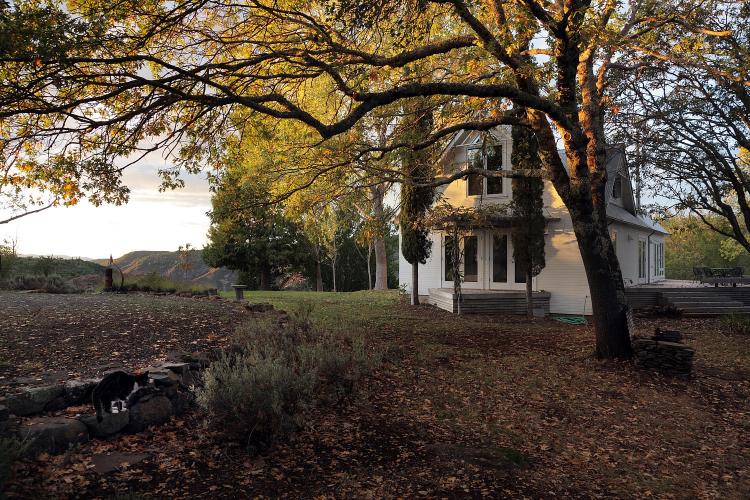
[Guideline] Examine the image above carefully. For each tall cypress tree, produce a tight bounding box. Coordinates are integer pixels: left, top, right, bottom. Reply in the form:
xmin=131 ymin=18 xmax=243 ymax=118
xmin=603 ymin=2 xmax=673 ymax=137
xmin=399 ymin=99 xmax=435 ymax=305
xmin=511 ymin=111 xmax=546 ymax=318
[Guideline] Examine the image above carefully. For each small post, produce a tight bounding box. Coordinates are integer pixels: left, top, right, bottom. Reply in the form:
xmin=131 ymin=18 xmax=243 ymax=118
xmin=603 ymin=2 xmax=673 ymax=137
xmin=231 ymin=284 xmax=247 ymax=301
xmin=105 ymin=254 xmax=114 ymax=289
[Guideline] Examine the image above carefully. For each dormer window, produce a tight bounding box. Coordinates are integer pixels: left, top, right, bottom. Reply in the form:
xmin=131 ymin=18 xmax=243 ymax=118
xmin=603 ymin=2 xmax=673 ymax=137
xmin=466 ymin=144 xmax=503 ymax=196
xmin=612 ymin=175 xmax=622 ymax=199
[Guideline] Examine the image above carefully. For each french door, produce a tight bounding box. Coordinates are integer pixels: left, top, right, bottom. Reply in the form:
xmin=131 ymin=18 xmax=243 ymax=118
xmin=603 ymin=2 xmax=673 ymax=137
xmin=441 ymin=231 xmax=530 ymax=290
xmin=486 ymin=232 xmax=528 ymax=290
xmin=442 ymin=232 xmax=483 ymax=289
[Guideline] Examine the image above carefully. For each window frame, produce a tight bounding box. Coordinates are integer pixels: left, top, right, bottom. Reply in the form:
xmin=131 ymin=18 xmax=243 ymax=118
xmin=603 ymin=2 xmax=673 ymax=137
xmin=465 ymin=143 xmax=505 ymax=198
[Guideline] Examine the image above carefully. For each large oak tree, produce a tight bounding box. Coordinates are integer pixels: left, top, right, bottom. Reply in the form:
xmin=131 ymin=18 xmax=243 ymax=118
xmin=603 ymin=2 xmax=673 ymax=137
xmin=0 ymin=0 xmax=724 ymax=358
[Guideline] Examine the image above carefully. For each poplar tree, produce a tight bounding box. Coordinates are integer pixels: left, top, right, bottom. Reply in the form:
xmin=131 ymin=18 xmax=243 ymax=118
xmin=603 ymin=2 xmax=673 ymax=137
xmin=511 ymin=115 xmax=546 ymax=319
xmin=399 ymin=100 xmax=435 ymax=306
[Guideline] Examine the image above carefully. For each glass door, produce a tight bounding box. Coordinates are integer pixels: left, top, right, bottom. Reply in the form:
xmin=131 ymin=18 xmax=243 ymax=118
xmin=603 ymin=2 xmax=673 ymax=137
xmin=487 ymin=231 xmax=530 ymax=290
xmin=442 ymin=233 xmax=483 ymax=289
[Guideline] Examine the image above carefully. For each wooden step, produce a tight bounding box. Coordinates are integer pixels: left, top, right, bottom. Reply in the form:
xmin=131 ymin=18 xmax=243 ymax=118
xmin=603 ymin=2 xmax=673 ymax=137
xmin=679 ymin=306 xmax=750 ymax=316
xmin=670 ymin=301 xmax=744 ymax=308
xmin=663 ymin=296 xmax=736 ymax=302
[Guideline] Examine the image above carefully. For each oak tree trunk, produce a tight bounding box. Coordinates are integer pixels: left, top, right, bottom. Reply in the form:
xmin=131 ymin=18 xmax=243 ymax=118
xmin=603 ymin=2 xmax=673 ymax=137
xmin=569 ymin=198 xmax=633 ymax=359
xmin=371 ymin=191 xmax=389 ymax=290
xmin=528 ymin=108 xmax=632 ymax=359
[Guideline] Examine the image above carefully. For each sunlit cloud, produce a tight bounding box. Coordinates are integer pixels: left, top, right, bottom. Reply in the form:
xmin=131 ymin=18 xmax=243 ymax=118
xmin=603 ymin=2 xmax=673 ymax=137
xmin=0 ymin=162 xmax=213 ymax=259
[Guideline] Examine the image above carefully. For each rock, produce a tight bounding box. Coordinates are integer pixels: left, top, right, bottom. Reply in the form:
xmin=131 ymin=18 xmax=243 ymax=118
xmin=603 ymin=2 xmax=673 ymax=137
xmin=167 ymin=351 xmax=210 ymax=370
xmin=92 ymin=452 xmax=148 ymax=474
xmin=245 ymin=302 xmax=274 ymax=313
xmin=64 ymin=379 xmax=99 ymax=406
xmin=633 ymin=337 xmax=694 ymax=377
xmin=161 ymin=362 xmax=190 ymax=376
xmin=169 ymin=391 xmax=195 ymax=416
xmin=44 ymin=396 xmax=68 ymax=412
xmin=20 ymin=417 xmax=89 ymax=456
xmin=126 ymin=395 xmax=173 ymax=433
xmin=80 ymin=410 xmax=130 ymax=438
xmin=5 ymin=385 xmax=64 ymax=416
xmin=148 ymin=372 xmax=179 ymax=396
xmin=0 ymin=405 xmax=9 ymax=422
xmin=180 ymin=369 xmax=201 ymax=388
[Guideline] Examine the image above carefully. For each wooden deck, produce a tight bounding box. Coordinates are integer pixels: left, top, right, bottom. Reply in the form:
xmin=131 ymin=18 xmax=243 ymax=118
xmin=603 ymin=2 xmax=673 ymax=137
xmin=625 ymin=280 xmax=750 ymax=315
xmin=428 ymin=288 xmax=551 ymax=315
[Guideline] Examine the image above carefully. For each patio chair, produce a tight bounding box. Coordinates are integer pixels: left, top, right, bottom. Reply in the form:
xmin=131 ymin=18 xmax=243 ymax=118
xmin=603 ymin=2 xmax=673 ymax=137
xmin=692 ymin=267 xmax=704 ymax=283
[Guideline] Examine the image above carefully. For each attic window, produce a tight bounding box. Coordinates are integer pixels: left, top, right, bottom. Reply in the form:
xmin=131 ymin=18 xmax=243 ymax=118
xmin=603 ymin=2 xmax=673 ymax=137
xmin=466 ymin=145 xmax=503 ymax=196
xmin=612 ymin=175 xmax=622 ymax=199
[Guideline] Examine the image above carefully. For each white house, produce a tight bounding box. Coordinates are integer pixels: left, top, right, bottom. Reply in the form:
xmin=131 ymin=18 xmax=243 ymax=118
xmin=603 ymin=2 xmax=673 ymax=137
xmin=398 ymin=127 xmax=668 ymax=315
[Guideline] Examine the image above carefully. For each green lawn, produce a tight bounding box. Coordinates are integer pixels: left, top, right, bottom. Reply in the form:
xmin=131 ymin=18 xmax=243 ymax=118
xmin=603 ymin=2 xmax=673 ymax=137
xmin=221 ymin=289 xmax=400 ymax=332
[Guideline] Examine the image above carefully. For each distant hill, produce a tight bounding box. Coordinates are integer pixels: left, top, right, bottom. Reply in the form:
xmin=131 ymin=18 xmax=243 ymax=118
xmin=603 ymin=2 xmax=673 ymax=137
xmin=95 ymin=250 xmax=236 ymax=290
xmin=6 ymin=256 xmax=105 ymax=279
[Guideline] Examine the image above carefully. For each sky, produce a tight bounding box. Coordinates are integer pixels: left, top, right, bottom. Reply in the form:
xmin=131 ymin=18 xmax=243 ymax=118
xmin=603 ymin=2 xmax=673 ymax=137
xmin=0 ymin=161 xmax=213 ymax=260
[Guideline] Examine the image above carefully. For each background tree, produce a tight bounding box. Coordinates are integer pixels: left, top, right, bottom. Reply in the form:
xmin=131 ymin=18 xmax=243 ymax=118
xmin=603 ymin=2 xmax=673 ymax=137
xmin=177 ymin=243 xmax=194 ymax=281
xmin=0 ymin=237 xmax=17 ymax=281
xmin=611 ymin=1 xmax=750 ymax=251
xmin=0 ymin=0 xmax=727 ymax=358
xmin=663 ymin=214 xmax=750 ymax=279
xmin=399 ymin=99 xmax=436 ymax=306
xmin=203 ymin=171 xmax=309 ymax=290
xmin=511 ymin=115 xmax=546 ymax=319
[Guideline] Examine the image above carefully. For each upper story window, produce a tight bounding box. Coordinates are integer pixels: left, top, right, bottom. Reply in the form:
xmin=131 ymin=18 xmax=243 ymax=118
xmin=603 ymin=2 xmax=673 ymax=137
xmin=612 ymin=175 xmax=622 ymax=199
xmin=467 ymin=144 xmax=503 ymax=196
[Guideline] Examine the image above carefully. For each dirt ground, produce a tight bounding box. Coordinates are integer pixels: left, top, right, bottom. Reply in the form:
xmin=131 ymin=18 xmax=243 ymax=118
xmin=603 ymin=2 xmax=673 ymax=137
xmin=0 ymin=292 xmax=250 ymax=387
xmin=1 ymin=291 xmax=749 ymax=498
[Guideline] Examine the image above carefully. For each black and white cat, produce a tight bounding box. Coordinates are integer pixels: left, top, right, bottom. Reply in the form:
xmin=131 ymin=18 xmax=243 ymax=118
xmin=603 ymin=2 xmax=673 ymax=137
xmin=92 ymin=371 xmax=150 ymax=422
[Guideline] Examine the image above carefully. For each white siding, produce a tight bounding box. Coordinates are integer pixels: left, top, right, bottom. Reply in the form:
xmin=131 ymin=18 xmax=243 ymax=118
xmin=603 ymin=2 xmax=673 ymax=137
xmin=535 ymin=208 xmax=592 ymax=315
xmin=397 ymin=126 xmax=668 ymax=314
xmin=398 ymin=232 xmax=443 ymax=296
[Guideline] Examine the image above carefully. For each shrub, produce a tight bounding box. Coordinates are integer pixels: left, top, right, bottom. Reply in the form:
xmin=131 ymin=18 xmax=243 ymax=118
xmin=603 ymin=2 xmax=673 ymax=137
xmin=196 ymin=305 xmax=375 ymax=447
xmin=1 ymin=274 xmax=78 ymax=293
xmin=720 ymin=314 xmax=750 ymax=335
xmin=0 ymin=437 xmax=28 ymax=490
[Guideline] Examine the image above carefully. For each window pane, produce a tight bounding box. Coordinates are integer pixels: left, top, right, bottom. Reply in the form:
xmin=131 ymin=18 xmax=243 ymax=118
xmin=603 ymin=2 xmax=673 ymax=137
xmin=468 ymin=174 xmax=483 ymax=196
xmin=464 ymin=236 xmax=478 ymax=282
xmin=486 ymin=145 xmax=502 ymax=170
xmin=492 ymin=234 xmax=507 ymax=283
xmin=444 ymin=236 xmax=454 ymax=281
xmin=612 ymin=176 xmax=622 ymax=198
xmin=467 ymin=148 xmax=484 ymax=196
xmin=487 ymin=177 xmax=503 ymax=194
xmin=486 ymin=145 xmax=503 ymax=194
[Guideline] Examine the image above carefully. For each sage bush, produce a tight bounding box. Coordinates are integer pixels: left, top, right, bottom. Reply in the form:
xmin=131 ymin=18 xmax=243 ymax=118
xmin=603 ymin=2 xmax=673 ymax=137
xmin=196 ymin=306 xmax=375 ymax=446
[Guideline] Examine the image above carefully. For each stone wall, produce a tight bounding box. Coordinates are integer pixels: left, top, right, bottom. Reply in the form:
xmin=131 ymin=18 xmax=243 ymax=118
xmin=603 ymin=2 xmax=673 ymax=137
xmin=632 ymin=338 xmax=694 ymax=378
xmin=0 ymin=352 xmax=211 ymax=458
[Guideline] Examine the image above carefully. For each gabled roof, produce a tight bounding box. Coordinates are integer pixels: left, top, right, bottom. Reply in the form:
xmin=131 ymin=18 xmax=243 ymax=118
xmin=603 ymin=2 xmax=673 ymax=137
xmin=438 ymin=126 xmax=667 ymax=234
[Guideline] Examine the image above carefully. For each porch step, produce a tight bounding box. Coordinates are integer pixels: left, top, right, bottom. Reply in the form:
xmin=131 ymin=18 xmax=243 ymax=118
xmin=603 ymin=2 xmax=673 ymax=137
xmin=670 ymin=301 xmax=744 ymax=308
xmin=664 ymin=295 xmax=743 ymax=305
xmin=659 ymin=291 xmax=750 ymax=316
xmin=680 ymin=306 xmax=750 ymax=316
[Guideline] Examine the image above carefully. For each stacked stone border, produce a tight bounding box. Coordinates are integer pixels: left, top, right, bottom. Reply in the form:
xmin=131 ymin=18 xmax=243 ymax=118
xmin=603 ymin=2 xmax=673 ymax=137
xmin=0 ymin=352 xmax=213 ymax=457
xmin=632 ymin=337 xmax=694 ymax=378
xmin=0 ymin=301 xmax=282 ymax=457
